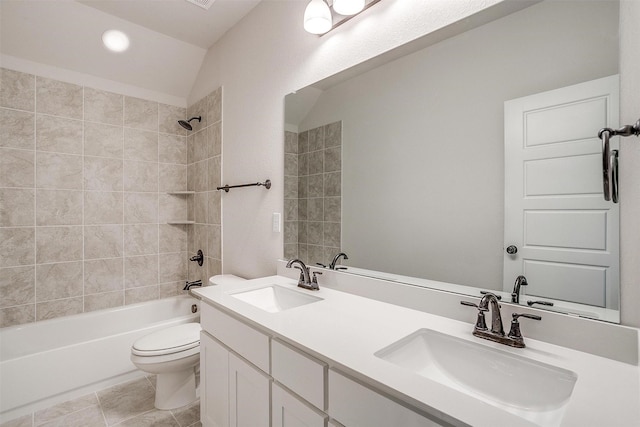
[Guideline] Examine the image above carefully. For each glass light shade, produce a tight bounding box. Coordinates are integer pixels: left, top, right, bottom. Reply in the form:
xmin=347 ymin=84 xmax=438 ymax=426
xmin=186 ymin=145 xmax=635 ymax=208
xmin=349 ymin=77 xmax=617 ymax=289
xmin=332 ymin=0 xmax=365 ymax=16
xmin=304 ymin=0 xmax=332 ymax=34
xmin=102 ymin=30 xmax=130 ymax=52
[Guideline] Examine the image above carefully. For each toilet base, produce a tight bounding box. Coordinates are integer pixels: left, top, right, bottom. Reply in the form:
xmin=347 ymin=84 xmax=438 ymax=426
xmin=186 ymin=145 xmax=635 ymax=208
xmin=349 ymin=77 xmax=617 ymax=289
xmin=155 ymin=367 xmax=197 ymax=410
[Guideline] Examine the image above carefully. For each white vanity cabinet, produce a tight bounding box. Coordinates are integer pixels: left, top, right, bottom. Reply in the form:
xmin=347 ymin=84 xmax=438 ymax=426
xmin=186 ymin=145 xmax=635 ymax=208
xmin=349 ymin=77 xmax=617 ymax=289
xmin=200 ymin=301 xmax=442 ymax=427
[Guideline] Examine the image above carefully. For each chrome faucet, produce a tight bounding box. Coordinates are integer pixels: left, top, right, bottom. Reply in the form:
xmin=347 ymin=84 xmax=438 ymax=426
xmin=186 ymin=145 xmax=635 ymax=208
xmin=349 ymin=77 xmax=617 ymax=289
xmin=286 ymin=259 xmax=320 ymax=291
xmin=461 ymin=292 xmax=541 ymax=348
xmin=511 ymin=275 xmax=528 ymax=303
xmin=329 ymin=252 xmax=349 ymax=270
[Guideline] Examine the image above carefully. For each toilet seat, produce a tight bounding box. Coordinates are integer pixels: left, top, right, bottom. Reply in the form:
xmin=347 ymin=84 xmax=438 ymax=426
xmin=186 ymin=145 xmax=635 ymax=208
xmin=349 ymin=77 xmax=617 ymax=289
xmin=132 ymin=323 xmax=202 ymax=357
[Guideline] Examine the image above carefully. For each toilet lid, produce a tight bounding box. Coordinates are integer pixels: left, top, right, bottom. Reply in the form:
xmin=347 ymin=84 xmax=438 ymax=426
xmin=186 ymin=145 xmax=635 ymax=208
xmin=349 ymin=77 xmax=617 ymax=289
xmin=132 ymin=323 xmax=202 ymax=356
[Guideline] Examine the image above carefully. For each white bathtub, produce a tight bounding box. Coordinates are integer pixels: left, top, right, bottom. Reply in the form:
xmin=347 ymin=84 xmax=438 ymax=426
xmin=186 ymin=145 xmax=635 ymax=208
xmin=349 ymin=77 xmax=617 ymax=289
xmin=0 ymin=296 xmax=200 ymax=423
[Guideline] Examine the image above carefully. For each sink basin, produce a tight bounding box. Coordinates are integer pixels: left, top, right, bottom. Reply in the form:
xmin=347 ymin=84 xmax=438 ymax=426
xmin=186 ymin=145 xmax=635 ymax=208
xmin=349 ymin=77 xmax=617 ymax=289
xmin=375 ymin=329 xmax=577 ymax=426
xmin=229 ymin=285 xmax=323 ymax=313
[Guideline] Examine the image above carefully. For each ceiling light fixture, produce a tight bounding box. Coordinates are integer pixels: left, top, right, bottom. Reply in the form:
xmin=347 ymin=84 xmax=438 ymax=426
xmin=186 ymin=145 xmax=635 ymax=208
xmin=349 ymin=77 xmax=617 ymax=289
xmin=333 ymin=0 xmax=365 ymax=16
xmin=303 ymin=0 xmax=381 ymax=35
xmin=304 ymin=0 xmax=332 ymax=35
xmin=102 ymin=30 xmax=130 ymax=53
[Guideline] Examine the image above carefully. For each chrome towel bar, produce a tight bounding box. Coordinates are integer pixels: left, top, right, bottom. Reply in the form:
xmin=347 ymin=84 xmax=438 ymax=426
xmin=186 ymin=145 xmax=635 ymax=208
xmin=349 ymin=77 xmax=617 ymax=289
xmin=598 ymin=118 xmax=640 ymax=203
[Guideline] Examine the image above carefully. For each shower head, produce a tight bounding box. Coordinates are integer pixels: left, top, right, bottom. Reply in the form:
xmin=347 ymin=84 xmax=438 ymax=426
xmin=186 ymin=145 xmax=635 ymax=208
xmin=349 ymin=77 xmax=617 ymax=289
xmin=178 ymin=116 xmax=202 ymax=131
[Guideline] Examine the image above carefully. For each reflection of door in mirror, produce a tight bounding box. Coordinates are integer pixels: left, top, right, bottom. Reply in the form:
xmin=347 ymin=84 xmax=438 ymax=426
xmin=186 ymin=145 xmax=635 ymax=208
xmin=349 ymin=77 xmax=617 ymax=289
xmin=504 ymin=75 xmax=619 ymax=310
xmin=284 ymin=122 xmax=342 ymax=266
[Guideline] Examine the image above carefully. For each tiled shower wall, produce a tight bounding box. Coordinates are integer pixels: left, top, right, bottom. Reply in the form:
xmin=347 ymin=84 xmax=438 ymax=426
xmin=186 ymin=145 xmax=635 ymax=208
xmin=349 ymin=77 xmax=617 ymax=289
xmin=283 ymin=122 xmax=342 ymax=266
xmin=0 ymin=67 xmax=221 ymax=328
xmin=185 ymin=90 xmax=222 ymax=283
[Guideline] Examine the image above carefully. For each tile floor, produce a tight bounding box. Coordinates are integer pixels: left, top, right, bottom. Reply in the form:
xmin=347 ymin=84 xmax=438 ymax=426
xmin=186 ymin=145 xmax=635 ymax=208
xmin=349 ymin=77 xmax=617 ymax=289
xmin=1 ymin=376 xmax=201 ymax=427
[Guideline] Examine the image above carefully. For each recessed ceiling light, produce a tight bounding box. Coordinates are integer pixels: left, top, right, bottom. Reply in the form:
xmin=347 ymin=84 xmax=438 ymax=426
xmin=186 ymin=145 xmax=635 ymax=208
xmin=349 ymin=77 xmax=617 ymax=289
xmin=102 ymin=30 xmax=130 ymax=53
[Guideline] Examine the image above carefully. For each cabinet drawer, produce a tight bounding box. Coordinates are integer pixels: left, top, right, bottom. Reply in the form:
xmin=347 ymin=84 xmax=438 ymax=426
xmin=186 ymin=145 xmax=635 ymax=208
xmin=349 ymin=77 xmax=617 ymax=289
xmin=272 ymin=339 xmax=326 ymax=410
xmin=328 ymin=370 xmax=445 ymax=427
xmin=272 ymin=383 xmax=327 ymax=427
xmin=201 ymin=303 xmax=270 ymax=373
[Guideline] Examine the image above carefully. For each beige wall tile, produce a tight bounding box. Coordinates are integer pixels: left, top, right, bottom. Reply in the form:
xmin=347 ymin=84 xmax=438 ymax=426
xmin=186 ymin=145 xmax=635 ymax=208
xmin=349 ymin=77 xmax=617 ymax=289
xmin=125 ymin=285 xmax=159 ymax=305
xmin=84 ymin=291 xmax=123 ymax=312
xmin=85 ymin=258 xmax=124 ymax=294
xmin=207 ymin=191 xmax=221 ymax=225
xmin=285 ymin=153 xmax=298 ymax=177
xmin=325 ymin=121 xmax=342 ymax=148
xmin=308 ymin=127 xmax=323 ymax=152
xmin=308 ymin=245 xmax=324 ymax=265
xmin=0 ymin=108 xmax=35 ymax=149
xmin=187 ymin=99 xmax=206 ymax=132
xmin=84 ymin=122 xmax=123 ymax=158
xmin=124 ymin=97 xmax=158 ymax=131
xmin=284 ymin=243 xmax=298 ymax=260
xmin=36 ymin=152 xmax=83 ymax=190
xmin=308 ymin=150 xmax=323 ymax=175
xmin=308 ymin=174 xmax=323 ymax=198
xmin=36 ymin=189 xmax=83 ymax=226
xmin=159 ymin=134 xmax=187 ymax=164
xmin=36 ymin=261 xmax=83 ymax=302
xmin=159 ymin=252 xmax=187 ymax=283
xmin=192 ymin=129 xmax=207 ymax=163
xmin=0 ymin=188 xmax=34 ymax=227
xmin=208 ymin=122 xmax=222 ymax=157
xmin=284 ymin=176 xmax=297 ymax=200
xmin=125 ymin=255 xmax=158 ymax=288
xmin=158 ymin=193 xmax=186 ymax=223
xmin=307 ymin=221 xmax=323 ymax=245
xmin=36 ymin=77 xmax=83 ymax=119
xmin=284 ymin=221 xmax=298 ymax=245
xmin=84 ymin=225 xmax=123 ymax=259
xmin=0 ymin=266 xmax=35 ymax=308
xmin=36 ymin=297 xmax=83 ymax=321
xmin=124 ymin=128 xmax=158 ymax=162
xmin=159 ymin=103 xmax=186 ymax=136
xmin=159 ymin=163 xmax=186 ymax=192
xmin=298 ymin=131 xmax=309 ymax=154
xmin=207 ymin=88 xmax=222 ymax=125
xmin=207 ymin=156 xmax=220 ymax=191
xmin=324 ymin=146 xmax=341 ymax=173
xmin=0 ymin=304 xmax=35 ymax=328
xmin=0 ymin=148 xmax=34 ymax=188
xmin=324 ymin=197 xmax=341 ymax=222
xmin=207 ymin=225 xmax=221 ymax=260
xmin=324 ymin=222 xmax=341 ymax=248
xmin=159 ymin=224 xmax=187 ymax=253
xmin=124 ymin=192 xmax=158 ymax=224
xmin=0 ymin=227 xmax=35 ymax=267
xmin=124 ymin=160 xmax=158 ymax=192
xmin=159 ymin=282 xmax=182 ymax=298
xmin=0 ymin=68 xmax=35 ymax=111
xmin=36 ymin=115 xmax=83 ymax=155
xmin=194 ymin=192 xmax=206 ymax=224
xmin=124 ymin=224 xmax=158 ymax=256
xmin=324 ymin=172 xmax=341 ymax=196
xmin=308 ymin=198 xmax=323 ymax=221
xmin=285 ymin=131 xmax=298 ymax=154
xmin=36 ymin=226 xmax=83 ymax=263
xmin=84 ymin=156 xmax=124 ymax=191
xmin=284 ymin=198 xmax=297 ymax=222
xmin=84 ymin=87 xmax=123 ymax=126
xmin=84 ymin=191 xmax=123 ymax=225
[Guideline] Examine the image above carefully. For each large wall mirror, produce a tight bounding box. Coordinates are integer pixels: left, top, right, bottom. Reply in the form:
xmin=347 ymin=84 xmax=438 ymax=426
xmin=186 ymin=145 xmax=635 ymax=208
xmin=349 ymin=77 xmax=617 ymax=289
xmin=284 ymin=0 xmax=622 ymax=323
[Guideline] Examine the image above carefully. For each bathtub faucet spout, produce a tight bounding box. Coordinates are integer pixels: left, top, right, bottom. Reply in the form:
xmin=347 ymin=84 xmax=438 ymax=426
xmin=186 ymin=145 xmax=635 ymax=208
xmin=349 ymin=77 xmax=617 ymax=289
xmin=183 ymin=280 xmax=202 ymax=290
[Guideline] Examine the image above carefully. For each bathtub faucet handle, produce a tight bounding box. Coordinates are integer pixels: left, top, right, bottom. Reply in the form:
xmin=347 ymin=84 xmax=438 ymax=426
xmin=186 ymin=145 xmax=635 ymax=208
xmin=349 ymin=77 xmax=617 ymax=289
xmin=183 ymin=280 xmax=203 ymax=291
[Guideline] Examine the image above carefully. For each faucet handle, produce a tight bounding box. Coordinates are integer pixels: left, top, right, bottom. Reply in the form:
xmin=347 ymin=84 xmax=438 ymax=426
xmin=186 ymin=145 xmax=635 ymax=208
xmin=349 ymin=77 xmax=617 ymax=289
xmin=461 ymin=301 xmax=488 ymax=331
xmin=507 ymin=312 xmax=542 ymax=346
xmin=316 ymin=263 xmax=327 ymax=268
xmin=312 ymin=271 xmax=323 ymax=284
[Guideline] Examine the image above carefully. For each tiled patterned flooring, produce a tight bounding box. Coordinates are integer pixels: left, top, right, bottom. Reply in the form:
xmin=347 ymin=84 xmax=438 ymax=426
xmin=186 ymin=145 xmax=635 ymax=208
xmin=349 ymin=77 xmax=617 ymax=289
xmin=1 ymin=376 xmax=201 ymax=427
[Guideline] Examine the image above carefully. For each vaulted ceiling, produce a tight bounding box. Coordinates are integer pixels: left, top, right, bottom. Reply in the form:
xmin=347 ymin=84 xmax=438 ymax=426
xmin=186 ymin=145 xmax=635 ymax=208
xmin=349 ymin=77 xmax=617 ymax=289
xmin=0 ymin=0 xmax=262 ymax=101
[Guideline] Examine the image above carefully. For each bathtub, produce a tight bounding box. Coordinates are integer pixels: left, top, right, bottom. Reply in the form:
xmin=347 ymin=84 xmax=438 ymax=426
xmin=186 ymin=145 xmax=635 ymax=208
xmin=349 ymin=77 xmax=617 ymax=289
xmin=0 ymin=296 xmax=200 ymax=423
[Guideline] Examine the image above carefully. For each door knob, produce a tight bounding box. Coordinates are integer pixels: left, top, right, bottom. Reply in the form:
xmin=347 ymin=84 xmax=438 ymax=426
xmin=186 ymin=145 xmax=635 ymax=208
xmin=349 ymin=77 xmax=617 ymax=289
xmin=506 ymin=245 xmax=518 ymax=255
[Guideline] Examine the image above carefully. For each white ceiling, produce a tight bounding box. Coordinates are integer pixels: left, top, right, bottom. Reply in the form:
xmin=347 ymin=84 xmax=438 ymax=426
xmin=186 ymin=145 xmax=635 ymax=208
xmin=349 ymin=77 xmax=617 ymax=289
xmin=0 ymin=0 xmax=263 ymax=102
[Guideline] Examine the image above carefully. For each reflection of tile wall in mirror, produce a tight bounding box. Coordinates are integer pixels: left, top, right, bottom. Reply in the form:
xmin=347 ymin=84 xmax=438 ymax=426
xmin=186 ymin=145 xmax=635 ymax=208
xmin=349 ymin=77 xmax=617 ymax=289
xmin=284 ymin=122 xmax=342 ymax=266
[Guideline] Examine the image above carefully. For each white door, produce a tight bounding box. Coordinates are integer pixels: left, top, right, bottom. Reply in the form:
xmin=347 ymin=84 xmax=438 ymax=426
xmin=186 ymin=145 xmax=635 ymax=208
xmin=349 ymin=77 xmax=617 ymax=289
xmin=504 ymin=75 xmax=619 ymax=309
xmin=229 ymin=352 xmax=270 ymax=427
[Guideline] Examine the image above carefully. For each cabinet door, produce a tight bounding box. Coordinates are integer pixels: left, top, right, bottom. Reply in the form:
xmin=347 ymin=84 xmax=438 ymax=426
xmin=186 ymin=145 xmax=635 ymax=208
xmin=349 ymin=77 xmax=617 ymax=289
xmin=272 ymin=383 xmax=327 ymax=427
xmin=201 ymin=332 xmax=229 ymax=427
xmin=229 ymin=352 xmax=270 ymax=427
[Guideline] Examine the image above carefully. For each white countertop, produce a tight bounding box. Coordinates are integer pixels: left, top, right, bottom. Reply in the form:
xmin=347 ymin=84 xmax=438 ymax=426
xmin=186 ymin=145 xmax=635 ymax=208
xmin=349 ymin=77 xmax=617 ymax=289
xmin=193 ymin=275 xmax=640 ymax=427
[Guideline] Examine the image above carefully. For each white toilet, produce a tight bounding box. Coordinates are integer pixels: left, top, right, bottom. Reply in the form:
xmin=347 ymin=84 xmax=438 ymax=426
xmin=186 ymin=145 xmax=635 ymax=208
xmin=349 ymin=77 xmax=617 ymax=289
xmin=130 ymin=275 xmax=245 ymax=410
xmin=131 ymin=322 xmax=202 ymax=410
